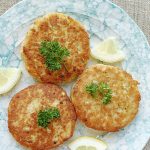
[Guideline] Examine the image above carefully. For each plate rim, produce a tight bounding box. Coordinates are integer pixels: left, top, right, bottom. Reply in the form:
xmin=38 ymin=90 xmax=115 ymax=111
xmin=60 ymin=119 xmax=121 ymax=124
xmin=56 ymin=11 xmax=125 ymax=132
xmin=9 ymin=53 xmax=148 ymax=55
xmin=0 ymin=0 xmax=150 ymax=149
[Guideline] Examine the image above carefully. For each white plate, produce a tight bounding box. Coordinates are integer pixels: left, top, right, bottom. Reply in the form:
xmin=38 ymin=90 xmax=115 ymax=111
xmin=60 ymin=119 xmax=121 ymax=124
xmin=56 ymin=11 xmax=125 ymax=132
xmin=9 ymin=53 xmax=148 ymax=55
xmin=0 ymin=0 xmax=150 ymax=150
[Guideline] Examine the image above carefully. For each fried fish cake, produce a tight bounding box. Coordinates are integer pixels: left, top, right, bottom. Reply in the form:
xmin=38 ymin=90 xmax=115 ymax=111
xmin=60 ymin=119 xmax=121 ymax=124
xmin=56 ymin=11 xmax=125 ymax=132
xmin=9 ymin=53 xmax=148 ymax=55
xmin=8 ymin=84 xmax=76 ymax=150
xmin=71 ymin=64 xmax=140 ymax=132
xmin=21 ymin=13 xmax=90 ymax=84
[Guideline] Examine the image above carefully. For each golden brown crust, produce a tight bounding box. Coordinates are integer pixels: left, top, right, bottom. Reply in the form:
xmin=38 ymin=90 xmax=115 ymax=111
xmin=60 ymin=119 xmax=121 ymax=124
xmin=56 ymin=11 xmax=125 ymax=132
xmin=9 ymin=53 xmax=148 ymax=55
xmin=21 ymin=13 xmax=90 ymax=84
xmin=71 ymin=64 xmax=140 ymax=132
xmin=8 ymin=84 xmax=76 ymax=149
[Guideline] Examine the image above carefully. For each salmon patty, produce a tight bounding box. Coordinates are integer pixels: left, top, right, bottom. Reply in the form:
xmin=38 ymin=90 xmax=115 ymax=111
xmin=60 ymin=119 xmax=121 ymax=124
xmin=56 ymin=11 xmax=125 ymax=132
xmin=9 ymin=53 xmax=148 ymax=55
xmin=71 ymin=64 xmax=140 ymax=132
xmin=21 ymin=13 xmax=90 ymax=84
xmin=8 ymin=84 xmax=76 ymax=149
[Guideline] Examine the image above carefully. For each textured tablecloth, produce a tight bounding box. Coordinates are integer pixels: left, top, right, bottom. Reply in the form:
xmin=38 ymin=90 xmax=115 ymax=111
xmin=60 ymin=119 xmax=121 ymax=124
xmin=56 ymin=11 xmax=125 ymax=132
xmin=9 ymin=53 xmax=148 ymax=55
xmin=0 ymin=0 xmax=150 ymax=150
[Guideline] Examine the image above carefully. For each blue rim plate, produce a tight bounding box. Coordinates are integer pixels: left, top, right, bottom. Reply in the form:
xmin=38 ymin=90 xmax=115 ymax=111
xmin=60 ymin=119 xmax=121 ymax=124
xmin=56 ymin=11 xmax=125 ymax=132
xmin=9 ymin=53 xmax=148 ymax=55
xmin=0 ymin=0 xmax=150 ymax=150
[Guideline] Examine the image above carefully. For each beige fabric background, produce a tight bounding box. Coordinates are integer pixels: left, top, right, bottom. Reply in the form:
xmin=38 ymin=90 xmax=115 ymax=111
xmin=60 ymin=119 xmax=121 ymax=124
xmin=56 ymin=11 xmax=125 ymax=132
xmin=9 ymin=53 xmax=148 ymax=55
xmin=0 ymin=0 xmax=150 ymax=149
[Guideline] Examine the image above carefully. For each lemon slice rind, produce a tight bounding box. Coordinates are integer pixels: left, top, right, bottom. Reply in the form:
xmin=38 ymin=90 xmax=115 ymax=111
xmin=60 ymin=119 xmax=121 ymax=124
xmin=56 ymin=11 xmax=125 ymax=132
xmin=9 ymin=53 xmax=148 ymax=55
xmin=91 ymin=49 xmax=125 ymax=63
xmin=68 ymin=136 xmax=107 ymax=150
xmin=91 ymin=37 xmax=125 ymax=63
xmin=0 ymin=68 xmax=22 ymax=95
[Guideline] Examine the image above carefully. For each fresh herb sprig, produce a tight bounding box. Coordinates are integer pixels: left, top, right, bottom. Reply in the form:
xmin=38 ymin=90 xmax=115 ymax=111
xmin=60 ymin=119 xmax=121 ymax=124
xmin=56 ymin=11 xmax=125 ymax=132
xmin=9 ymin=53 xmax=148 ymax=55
xmin=39 ymin=41 xmax=70 ymax=71
xmin=86 ymin=83 xmax=99 ymax=98
xmin=38 ymin=107 xmax=60 ymax=128
xmin=99 ymin=82 xmax=112 ymax=104
xmin=86 ymin=82 xmax=112 ymax=105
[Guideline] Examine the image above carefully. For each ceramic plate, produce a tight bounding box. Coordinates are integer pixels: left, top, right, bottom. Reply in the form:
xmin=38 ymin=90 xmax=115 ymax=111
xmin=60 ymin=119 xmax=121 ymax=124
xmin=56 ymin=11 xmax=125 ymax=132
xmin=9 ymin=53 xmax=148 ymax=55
xmin=0 ymin=0 xmax=150 ymax=150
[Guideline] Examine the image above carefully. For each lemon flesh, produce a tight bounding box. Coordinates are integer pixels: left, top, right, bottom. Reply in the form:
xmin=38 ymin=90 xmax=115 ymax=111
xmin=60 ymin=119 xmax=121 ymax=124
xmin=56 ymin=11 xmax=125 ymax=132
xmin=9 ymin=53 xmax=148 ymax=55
xmin=91 ymin=37 xmax=125 ymax=63
xmin=68 ymin=136 xmax=107 ymax=150
xmin=0 ymin=68 xmax=21 ymax=94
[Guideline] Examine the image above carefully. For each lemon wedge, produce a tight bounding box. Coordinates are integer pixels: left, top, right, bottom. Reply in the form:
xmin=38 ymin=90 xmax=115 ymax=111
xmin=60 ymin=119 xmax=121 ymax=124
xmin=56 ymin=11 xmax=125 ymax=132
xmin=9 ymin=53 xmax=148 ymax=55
xmin=91 ymin=37 xmax=125 ymax=63
xmin=68 ymin=136 xmax=107 ymax=150
xmin=0 ymin=68 xmax=21 ymax=94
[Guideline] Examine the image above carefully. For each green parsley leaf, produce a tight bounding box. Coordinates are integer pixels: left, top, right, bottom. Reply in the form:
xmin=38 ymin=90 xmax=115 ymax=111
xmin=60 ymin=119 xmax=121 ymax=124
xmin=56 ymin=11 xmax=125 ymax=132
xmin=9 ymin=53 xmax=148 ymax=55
xmin=86 ymin=82 xmax=112 ymax=105
xmin=37 ymin=107 xmax=60 ymax=128
xmin=99 ymin=82 xmax=112 ymax=104
xmin=86 ymin=83 xmax=99 ymax=98
xmin=39 ymin=41 xmax=70 ymax=71
xmin=102 ymin=91 xmax=112 ymax=104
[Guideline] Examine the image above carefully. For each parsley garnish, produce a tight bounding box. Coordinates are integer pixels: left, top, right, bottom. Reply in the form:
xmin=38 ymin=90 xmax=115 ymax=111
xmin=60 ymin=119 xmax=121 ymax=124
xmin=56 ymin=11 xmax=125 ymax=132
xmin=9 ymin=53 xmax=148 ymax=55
xmin=37 ymin=107 xmax=60 ymax=128
xmin=86 ymin=83 xmax=99 ymax=98
xmin=99 ymin=82 xmax=112 ymax=104
xmin=39 ymin=41 xmax=70 ymax=71
xmin=86 ymin=82 xmax=112 ymax=105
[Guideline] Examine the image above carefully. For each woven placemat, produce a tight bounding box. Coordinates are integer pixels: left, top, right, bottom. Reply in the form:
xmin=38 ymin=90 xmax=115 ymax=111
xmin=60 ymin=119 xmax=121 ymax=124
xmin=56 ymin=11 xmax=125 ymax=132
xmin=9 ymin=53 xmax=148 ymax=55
xmin=112 ymin=0 xmax=150 ymax=44
xmin=0 ymin=0 xmax=150 ymax=149
xmin=0 ymin=0 xmax=20 ymax=15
